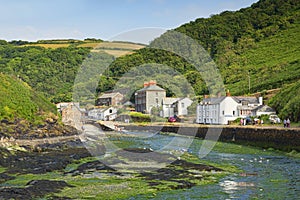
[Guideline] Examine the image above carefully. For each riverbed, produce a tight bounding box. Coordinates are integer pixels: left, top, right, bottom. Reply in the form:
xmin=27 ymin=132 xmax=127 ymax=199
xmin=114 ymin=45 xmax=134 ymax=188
xmin=0 ymin=126 xmax=299 ymax=199
xmin=111 ymin=130 xmax=300 ymax=199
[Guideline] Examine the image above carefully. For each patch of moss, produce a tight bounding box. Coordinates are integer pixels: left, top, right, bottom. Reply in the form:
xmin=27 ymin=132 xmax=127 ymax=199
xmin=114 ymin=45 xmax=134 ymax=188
xmin=0 ymin=167 xmax=6 ymax=174
xmin=63 ymin=157 xmax=98 ymax=173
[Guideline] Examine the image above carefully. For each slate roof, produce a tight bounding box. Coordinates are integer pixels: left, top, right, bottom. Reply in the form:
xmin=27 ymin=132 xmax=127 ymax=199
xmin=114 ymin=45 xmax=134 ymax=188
xmin=99 ymin=92 xmax=122 ymax=99
xmin=252 ymin=105 xmax=275 ymax=112
xmin=201 ymin=96 xmax=226 ymax=104
xmin=201 ymin=96 xmax=259 ymax=105
xmin=163 ymin=97 xmax=180 ymax=105
xmin=233 ymin=96 xmax=259 ymax=104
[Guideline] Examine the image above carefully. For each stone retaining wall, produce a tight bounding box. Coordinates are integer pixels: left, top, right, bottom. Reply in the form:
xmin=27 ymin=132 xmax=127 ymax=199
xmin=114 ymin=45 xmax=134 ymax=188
xmin=117 ymin=124 xmax=300 ymax=151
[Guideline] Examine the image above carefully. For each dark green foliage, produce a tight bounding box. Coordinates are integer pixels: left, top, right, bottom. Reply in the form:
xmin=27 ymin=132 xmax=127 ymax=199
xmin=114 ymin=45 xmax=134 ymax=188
xmin=269 ymin=80 xmax=300 ymax=122
xmin=0 ymin=73 xmax=56 ymax=122
xmin=73 ymin=52 xmax=116 ymax=104
xmin=8 ymin=40 xmax=30 ymax=46
xmin=0 ymin=44 xmax=90 ymax=103
xmin=104 ymin=48 xmax=207 ymax=96
xmin=101 ymin=0 xmax=299 ymax=121
xmin=102 ymin=0 xmax=299 ymax=94
xmin=177 ymin=0 xmax=299 ymax=57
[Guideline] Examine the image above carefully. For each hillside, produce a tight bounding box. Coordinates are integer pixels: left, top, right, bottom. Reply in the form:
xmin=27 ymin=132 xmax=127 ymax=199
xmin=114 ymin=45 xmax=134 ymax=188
xmin=0 ymin=74 xmax=77 ymax=138
xmin=0 ymin=73 xmax=56 ymax=122
xmin=100 ymin=0 xmax=300 ymax=121
xmin=0 ymin=42 xmax=91 ymax=103
xmin=176 ymin=0 xmax=300 ymax=95
xmin=0 ymin=0 xmax=298 ymax=121
xmin=269 ymin=80 xmax=300 ymax=122
xmin=0 ymin=39 xmax=145 ymax=106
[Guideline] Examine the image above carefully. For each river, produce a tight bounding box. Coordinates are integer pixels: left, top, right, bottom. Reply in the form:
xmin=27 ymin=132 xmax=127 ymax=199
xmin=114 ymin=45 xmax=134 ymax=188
xmin=100 ymin=130 xmax=300 ymax=199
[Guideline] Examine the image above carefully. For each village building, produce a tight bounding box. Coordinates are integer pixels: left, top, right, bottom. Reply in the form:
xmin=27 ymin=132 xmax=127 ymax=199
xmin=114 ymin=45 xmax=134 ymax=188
xmin=56 ymin=102 xmax=83 ymax=130
xmin=236 ymin=96 xmax=262 ymax=117
xmin=87 ymin=107 xmax=117 ymax=121
xmin=96 ymin=92 xmax=124 ymax=106
xmin=196 ymin=91 xmax=273 ymax=125
xmin=135 ymin=80 xmax=166 ymax=113
xmin=56 ymin=102 xmax=80 ymax=114
xmin=135 ymin=80 xmax=193 ymax=117
xmin=161 ymin=97 xmax=180 ymax=118
xmin=196 ymin=95 xmax=240 ymax=125
xmin=173 ymin=97 xmax=193 ymax=116
xmin=252 ymin=105 xmax=276 ymax=116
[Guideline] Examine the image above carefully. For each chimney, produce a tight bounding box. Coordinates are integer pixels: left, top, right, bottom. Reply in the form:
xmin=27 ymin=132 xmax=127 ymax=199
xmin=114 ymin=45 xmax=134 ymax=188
xmin=226 ymin=89 xmax=231 ymax=97
xmin=204 ymin=94 xmax=209 ymax=99
xmin=149 ymin=80 xmax=156 ymax=86
xmin=217 ymin=91 xmax=222 ymax=98
xmin=259 ymin=96 xmax=263 ymax=105
xmin=143 ymin=81 xmax=149 ymax=88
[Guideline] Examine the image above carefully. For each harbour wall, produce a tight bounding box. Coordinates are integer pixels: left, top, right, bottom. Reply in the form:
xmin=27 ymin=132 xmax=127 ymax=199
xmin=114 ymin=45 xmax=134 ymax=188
xmin=117 ymin=124 xmax=300 ymax=152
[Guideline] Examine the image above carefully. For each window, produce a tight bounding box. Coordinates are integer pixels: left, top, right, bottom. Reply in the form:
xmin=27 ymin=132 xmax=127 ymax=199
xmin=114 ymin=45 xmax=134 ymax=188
xmin=222 ymin=110 xmax=225 ymax=115
xmin=181 ymin=102 xmax=185 ymax=108
xmin=233 ymin=111 xmax=235 ymax=116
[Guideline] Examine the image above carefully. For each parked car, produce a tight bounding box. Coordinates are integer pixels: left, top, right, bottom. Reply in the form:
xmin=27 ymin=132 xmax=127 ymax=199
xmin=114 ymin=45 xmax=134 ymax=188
xmin=168 ymin=116 xmax=176 ymax=122
xmin=269 ymin=114 xmax=281 ymax=124
xmin=245 ymin=116 xmax=252 ymax=125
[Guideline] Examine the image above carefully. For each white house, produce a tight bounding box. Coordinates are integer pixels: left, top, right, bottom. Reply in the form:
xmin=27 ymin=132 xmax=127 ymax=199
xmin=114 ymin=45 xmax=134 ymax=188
xmin=161 ymin=97 xmax=193 ymax=118
xmin=196 ymin=92 xmax=275 ymax=125
xmin=196 ymin=96 xmax=240 ymax=124
xmin=88 ymin=107 xmax=117 ymax=121
xmin=173 ymin=97 xmax=193 ymax=116
xmin=161 ymin=97 xmax=180 ymax=118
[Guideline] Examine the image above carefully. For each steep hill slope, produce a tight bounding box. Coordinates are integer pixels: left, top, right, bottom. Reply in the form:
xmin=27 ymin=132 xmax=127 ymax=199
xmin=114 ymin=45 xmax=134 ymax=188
xmin=222 ymin=23 xmax=300 ymax=95
xmin=269 ymin=80 xmax=300 ymax=122
xmin=101 ymin=0 xmax=299 ymax=121
xmin=0 ymin=73 xmax=56 ymax=121
xmin=0 ymin=42 xmax=90 ymax=103
xmin=0 ymin=74 xmax=75 ymax=138
xmin=175 ymin=0 xmax=300 ymax=93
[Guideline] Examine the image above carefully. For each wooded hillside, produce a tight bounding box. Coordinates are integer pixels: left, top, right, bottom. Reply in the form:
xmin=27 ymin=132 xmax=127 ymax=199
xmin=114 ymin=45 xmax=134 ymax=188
xmin=100 ymin=0 xmax=300 ymax=121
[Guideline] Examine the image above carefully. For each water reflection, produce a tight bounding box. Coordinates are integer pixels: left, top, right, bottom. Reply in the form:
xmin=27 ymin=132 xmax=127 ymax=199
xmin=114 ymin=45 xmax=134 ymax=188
xmin=220 ymin=180 xmax=255 ymax=194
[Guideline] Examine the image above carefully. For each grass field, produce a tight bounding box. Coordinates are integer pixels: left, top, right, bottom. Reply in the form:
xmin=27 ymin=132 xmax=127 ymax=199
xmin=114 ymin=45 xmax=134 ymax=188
xmin=91 ymin=49 xmax=136 ymax=57
xmin=22 ymin=40 xmax=145 ymax=57
xmin=85 ymin=41 xmax=145 ymax=57
xmin=77 ymin=42 xmax=102 ymax=48
xmin=22 ymin=43 xmax=71 ymax=48
xmin=94 ymin=42 xmax=145 ymax=50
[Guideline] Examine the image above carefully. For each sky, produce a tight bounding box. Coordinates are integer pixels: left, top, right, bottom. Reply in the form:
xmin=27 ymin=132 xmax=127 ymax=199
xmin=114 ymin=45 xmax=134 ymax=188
xmin=0 ymin=0 xmax=259 ymax=43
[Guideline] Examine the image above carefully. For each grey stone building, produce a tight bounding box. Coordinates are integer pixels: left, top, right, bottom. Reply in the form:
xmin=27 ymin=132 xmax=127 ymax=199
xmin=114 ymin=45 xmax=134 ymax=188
xmin=135 ymin=80 xmax=166 ymax=113
xmin=96 ymin=92 xmax=124 ymax=106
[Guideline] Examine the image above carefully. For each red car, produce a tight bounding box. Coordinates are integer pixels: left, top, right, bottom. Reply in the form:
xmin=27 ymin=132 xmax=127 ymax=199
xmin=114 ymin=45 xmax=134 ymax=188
xmin=168 ymin=117 xmax=176 ymax=122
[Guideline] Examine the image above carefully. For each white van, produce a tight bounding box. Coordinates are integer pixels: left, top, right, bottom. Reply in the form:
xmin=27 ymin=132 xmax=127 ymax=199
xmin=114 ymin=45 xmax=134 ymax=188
xmin=269 ymin=114 xmax=281 ymax=124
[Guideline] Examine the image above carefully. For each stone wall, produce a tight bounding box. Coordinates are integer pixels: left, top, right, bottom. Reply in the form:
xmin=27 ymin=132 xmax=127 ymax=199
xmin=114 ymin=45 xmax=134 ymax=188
xmin=117 ymin=124 xmax=300 ymax=151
